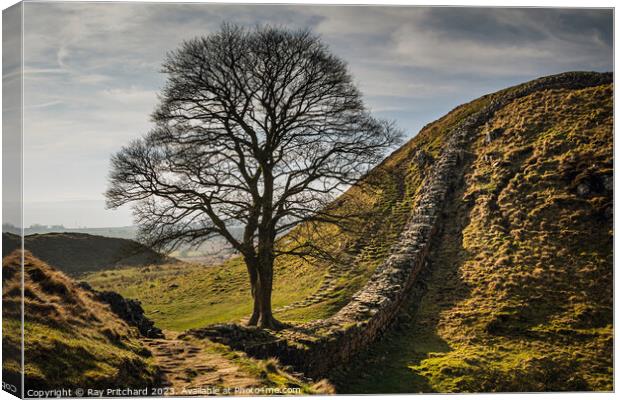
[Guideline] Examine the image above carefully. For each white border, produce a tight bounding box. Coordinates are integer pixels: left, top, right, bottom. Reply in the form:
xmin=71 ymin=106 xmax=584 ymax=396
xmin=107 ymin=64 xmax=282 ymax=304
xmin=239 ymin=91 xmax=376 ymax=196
xmin=0 ymin=2 xmax=616 ymax=400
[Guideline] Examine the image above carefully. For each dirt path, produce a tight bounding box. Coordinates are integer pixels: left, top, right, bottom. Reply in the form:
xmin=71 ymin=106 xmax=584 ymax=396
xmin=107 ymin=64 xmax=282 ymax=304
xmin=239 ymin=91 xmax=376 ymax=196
xmin=142 ymin=331 xmax=260 ymax=395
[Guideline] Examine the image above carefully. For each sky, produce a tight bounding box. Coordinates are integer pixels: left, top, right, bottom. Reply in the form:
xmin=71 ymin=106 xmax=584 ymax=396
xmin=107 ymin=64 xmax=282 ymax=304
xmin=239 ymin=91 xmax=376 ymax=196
xmin=9 ymin=3 xmax=613 ymax=228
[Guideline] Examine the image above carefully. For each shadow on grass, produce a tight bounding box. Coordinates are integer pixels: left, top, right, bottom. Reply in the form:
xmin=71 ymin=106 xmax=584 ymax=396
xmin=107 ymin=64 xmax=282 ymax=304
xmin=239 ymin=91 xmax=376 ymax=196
xmin=328 ymin=173 xmax=474 ymax=394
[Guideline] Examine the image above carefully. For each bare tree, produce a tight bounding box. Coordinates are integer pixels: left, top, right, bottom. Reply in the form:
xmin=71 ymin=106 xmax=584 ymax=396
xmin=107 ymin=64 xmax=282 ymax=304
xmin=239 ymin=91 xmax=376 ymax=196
xmin=106 ymin=24 xmax=402 ymax=329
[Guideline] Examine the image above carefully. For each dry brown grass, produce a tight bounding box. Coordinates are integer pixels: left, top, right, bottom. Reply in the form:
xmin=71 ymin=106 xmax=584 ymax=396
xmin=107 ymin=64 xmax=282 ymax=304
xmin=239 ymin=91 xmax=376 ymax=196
xmin=2 ymin=251 xmax=160 ymax=390
xmin=332 ymin=82 xmax=613 ymax=393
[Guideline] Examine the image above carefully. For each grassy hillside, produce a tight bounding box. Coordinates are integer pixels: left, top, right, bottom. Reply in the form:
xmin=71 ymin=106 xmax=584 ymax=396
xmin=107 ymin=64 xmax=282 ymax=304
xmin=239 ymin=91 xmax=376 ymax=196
xmin=84 ymin=73 xmax=611 ymax=392
xmin=2 ymin=232 xmax=172 ymax=276
xmin=332 ymin=81 xmax=613 ymax=392
xmin=84 ymin=82 xmax=489 ymax=331
xmin=2 ymin=251 xmax=331 ymax=394
xmin=2 ymin=251 xmax=161 ymax=390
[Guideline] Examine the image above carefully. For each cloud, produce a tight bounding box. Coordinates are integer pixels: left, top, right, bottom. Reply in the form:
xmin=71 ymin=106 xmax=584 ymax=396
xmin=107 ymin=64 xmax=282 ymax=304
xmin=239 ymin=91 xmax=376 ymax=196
xmin=387 ymin=8 xmax=612 ymax=76
xmin=301 ymin=7 xmax=613 ymax=76
xmin=18 ymin=3 xmax=612 ymax=227
xmin=100 ymin=86 xmax=158 ymax=105
xmin=25 ymin=101 xmax=64 ymax=110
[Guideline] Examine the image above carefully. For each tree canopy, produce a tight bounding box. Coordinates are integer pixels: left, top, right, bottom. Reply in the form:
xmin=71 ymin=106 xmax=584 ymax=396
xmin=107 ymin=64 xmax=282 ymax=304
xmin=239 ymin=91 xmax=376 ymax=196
xmin=106 ymin=24 xmax=402 ymax=328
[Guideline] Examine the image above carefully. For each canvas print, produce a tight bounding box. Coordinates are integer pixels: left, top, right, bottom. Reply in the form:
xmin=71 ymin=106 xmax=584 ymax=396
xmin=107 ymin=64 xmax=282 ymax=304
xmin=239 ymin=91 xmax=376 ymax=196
xmin=2 ymin=2 xmax=614 ymax=397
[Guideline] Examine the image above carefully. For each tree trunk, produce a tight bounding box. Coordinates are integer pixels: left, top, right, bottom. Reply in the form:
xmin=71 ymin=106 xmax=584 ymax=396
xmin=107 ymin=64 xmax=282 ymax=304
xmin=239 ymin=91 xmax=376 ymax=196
xmin=245 ymin=259 xmax=260 ymax=326
xmin=256 ymin=265 xmax=283 ymax=330
xmin=244 ymin=255 xmax=283 ymax=329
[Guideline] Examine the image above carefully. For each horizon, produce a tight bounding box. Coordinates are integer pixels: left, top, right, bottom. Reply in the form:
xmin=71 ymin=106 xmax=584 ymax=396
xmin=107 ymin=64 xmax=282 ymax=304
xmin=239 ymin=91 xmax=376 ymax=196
xmin=6 ymin=3 xmax=613 ymax=228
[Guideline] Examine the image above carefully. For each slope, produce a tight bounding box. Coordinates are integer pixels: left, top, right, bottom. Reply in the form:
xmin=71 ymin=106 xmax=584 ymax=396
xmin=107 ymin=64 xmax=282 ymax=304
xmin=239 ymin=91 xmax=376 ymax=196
xmin=86 ymin=72 xmax=612 ymax=347
xmin=331 ymin=77 xmax=612 ymax=392
xmin=83 ymin=69 xmax=494 ymax=331
xmin=2 ymin=251 xmax=161 ymax=390
xmin=2 ymin=251 xmax=332 ymax=395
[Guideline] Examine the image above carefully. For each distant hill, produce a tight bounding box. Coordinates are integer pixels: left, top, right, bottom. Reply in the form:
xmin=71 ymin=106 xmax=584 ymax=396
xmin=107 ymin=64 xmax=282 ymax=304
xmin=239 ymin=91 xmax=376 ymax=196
xmin=2 ymin=251 xmax=160 ymax=391
xmin=2 ymin=224 xmax=241 ymax=265
xmin=2 ymin=224 xmax=138 ymax=239
xmin=2 ymin=232 xmax=174 ymax=275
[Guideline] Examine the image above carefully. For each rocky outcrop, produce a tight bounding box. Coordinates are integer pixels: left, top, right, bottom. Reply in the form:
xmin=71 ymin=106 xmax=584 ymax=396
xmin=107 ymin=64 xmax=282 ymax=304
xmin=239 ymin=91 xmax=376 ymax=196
xmin=95 ymin=291 xmax=164 ymax=339
xmin=78 ymin=282 xmax=164 ymax=338
xmin=485 ymin=127 xmax=504 ymax=144
xmin=413 ymin=150 xmax=434 ymax=168
xmin=190 ymin=71 xmax=613 ymax=378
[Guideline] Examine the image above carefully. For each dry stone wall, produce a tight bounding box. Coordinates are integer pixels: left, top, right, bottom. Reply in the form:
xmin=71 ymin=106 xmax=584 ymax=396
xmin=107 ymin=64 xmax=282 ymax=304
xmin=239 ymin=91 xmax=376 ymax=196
xmin=190 ymin=71 xmax=612 ymax=378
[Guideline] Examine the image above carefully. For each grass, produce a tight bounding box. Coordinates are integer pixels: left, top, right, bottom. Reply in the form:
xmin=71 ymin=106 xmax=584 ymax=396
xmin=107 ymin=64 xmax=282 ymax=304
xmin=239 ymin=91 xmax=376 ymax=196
xmin=143 ymin=331 xmax=332 ymax=395
xmin=3 ymin=232 xmax=170 ymax=276
xmin=2 ymin=251 xmax=160 ymax=390
xmin=84 ymin=257 xmax=326 ymax=330
xmin=202 ymin=339 xmax=333 ymax=394
xmin=331 ymin=83 xmax=613 ymax=393
xmin=82 ymin=94 xmax=483 ymax=332
xmin=60 ymin=74 xmax=613 ymax=393
xmin=4 ymin=251 xmax=328 ymax=394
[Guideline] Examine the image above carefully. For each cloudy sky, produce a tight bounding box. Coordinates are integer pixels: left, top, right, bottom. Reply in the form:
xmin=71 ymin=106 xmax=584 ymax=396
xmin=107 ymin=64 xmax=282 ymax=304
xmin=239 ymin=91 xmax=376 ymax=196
xmin=13 ymin=3 xmax=613 ymax=228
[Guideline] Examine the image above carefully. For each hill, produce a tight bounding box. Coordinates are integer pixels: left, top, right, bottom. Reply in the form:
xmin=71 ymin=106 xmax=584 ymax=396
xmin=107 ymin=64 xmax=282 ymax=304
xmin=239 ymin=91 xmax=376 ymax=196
xmin=84 ymin=72 xmax=612 ymax=391
xmin=2 ymin=232 xmax=173 ymax=275
xmin=330 ymin=74 xmax=613 ymax=392
xmin=2 ymin=224 xmax=138 ymax=239
xmin=2 ymin=251 xmax=332 ymax=395
xmin=2 ymin=251 xmax=161 ymax=391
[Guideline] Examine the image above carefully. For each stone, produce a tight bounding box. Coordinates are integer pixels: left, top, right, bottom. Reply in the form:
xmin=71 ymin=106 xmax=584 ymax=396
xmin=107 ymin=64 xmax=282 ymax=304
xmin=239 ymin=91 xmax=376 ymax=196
xmin=185 ymin=73 xmax=614 ymax=379
xmin=413 ymin=150 xmax=434 ymax=168
xmin=602 ymin=175 xmax=613 ymax=192
xmin=577 ymin=183 xmax=591 ymax=196
xmin=90 ymin=287 xmax=164 ymax=338
xmin=485 ymin=127 xmax=504 ymax=144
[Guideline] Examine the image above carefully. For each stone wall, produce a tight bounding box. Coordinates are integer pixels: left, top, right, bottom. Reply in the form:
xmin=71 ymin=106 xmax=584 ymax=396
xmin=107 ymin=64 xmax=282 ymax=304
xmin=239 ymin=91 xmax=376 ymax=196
xmin=190 ymin=71 xmax=612 ymax=378
xmin=79 ymin=281 xmax=164 ymax=338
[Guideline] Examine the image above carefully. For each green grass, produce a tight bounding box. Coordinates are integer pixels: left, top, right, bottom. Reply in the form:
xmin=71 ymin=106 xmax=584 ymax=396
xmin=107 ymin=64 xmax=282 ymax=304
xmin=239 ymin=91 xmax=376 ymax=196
xmin=83 ymin=96 xmax=477 ymax=332
xmin=332 ymin=83 xmax=613 ymax=393
xmin=156 ymin=333 xmax=332 ymax=394
xmin=84 ymin=257 xmax=327 ymax=330
xmin=201 ymin=339 xmax=332 ymax=394
xmin=22 ymin=321 xmax=157 ymax=389
xmin=85 ymin=76 xmax=612 ymax=393
xmin=4 ymin=252 xmax=332 ymax=393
